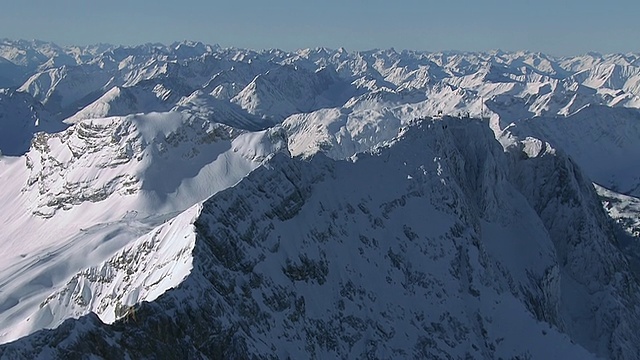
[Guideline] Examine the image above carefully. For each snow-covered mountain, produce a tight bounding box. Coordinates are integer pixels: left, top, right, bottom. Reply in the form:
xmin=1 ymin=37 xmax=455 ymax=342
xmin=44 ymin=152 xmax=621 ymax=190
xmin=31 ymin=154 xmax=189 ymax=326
xmin=501 ymin=105 xmax=640 ymax=197
xmin=0 ymin=110 xmax=287 ymax=345
xmin=0 ymin=89 xmax=63 ymax=156
xmin=1 ymin=40 xmax=640 ymax=359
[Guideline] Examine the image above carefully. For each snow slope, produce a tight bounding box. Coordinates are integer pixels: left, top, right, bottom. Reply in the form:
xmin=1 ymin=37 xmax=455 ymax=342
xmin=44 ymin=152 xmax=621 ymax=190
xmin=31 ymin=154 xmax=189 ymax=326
xmin=64 ymin=85 xmax=175 ymax=123
xmin=596 ymin=184 xmax=640 ymax=274
xmin=3 ymin=117 xmax=639 ymax=359
xmin=1 ymin=40 xmax=640 ymax=359
xmin=1 ymin=203 xmax=202 ymax=343
xmin=7 ymin=41 xmax=640 ymax=136
xmin=0 ymin=111 xmax=287 ymax=344
xmin=0 ymin=89 xmax=64 ymax=156
xmin=501 ymin=105 xmax=640 ymax=197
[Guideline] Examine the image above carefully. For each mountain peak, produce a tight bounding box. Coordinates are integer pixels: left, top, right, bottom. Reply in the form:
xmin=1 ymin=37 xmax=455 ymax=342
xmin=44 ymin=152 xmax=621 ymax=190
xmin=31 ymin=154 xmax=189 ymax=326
xmin=1 ymin=39 xmax=640 ymax=359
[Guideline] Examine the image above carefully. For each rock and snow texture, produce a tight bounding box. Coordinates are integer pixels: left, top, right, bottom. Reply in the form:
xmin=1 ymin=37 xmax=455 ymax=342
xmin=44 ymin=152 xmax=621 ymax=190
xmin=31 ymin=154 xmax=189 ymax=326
xmin=0 ymin=89 xmax=63 ymax=156
xmin=4 ymin=41 xmax=640 ymax=140
xmin=1 ymin=40 xmax=640 ymax=359
xmin=4 ymin=204 xmax=201 ymax=343
xmin=0 ymin=119 xmax=609 ymax=359
xmin=0 ymin=110 xmax=287 ymax=345
xmin=1 ymin=118 xmax=639 ymax=359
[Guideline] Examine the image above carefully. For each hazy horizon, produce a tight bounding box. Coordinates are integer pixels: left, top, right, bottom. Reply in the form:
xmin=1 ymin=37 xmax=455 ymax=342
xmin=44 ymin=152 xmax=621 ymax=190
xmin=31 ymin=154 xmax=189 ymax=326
xmin=1 ymin=0 xmax=638 ymax=56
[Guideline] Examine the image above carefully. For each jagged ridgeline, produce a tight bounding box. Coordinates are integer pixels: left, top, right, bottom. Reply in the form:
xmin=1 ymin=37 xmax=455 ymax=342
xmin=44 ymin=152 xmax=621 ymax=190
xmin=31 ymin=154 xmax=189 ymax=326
xmin=0 ymin=40 xmax=640 ymax=359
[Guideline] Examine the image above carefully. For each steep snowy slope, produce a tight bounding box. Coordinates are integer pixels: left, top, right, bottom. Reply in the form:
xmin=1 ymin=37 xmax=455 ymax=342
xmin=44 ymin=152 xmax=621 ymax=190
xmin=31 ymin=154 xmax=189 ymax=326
xmin=0 ymin=89 xmax=64 ymax=156
xmin=501 ymin=135 xmax=640 ymax=358
xmin=231 ymin=65 xmax=350 ymax=122
xmin=502 ymin=105 xmax=640 ymax=197
xmin=3 ymin=40 xmax=640 ymax=359
xmin=596 ymin=185 xmax=640 ymax=273
xmin=18 ymin=64 xmax=114 ymax=116
xmin=64 ymin=85 xmax=176 ymax=123
xmin=2 ymin=118 xmax=639 ymax=359
xmin=0 ymin=203 xmax=202 ymax=344
xmin=0 ymin=111 xmax=287 ymax=344
xmin=174 ymin=90 xmax=275 ymax=131
xmin=284 ymin=106 xmax=406 ymax=159
xmin=8 ymin=40 xmax=640 ymax=138
xmin=0 ymin=39 xmax=80 ymax=70
xmin=0 ymin=57 xmax=25 ymax=88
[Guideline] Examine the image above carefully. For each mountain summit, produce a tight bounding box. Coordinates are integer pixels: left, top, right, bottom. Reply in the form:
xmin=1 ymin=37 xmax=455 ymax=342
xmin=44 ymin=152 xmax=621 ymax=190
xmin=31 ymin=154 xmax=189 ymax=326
xmin=0 ymin=41 xmax=639 ymax=359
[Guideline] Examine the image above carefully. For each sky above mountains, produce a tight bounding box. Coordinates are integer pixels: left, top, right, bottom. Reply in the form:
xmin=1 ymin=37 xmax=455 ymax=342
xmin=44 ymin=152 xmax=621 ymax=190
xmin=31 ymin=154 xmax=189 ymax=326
xmin=1 ymin=0 xmax=638 ymax=55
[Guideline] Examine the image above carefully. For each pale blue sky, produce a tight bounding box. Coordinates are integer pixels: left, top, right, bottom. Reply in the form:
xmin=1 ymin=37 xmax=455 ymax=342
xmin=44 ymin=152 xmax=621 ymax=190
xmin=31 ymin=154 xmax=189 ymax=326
xmin=1 ymin=0 xmax=638 ymax=55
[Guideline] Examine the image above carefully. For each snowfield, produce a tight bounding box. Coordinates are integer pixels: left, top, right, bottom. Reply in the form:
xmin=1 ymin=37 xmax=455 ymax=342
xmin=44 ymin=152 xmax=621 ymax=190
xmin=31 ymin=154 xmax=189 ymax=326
xmin=0 ymin=39 xmax=639 ymax=359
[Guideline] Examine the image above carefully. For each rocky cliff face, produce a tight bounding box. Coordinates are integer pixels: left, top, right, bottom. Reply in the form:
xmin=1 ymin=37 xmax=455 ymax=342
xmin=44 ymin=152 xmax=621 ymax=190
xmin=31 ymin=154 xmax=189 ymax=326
xmin=2 ymin=118 xmax=637 ymax=359
xmin=2 ymin=41 xmax=640 ymax=359
xmin=503 ymin=136 xmax=640 ymax=358
xmin=0 ymin=111 xmax=288 ymax=346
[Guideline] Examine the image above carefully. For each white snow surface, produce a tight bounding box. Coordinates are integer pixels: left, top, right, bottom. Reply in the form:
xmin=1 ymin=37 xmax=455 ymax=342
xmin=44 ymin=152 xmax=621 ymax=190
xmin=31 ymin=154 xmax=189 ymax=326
xmin=0 ymin=110 xmax=287 ymax=344
xmin=1 ymin=40 xmax=640 ymax=359
xmin=2 ymin=203 xmax=201 ymax=343
xmin=501 ymin=105 xmax=640 ymax=197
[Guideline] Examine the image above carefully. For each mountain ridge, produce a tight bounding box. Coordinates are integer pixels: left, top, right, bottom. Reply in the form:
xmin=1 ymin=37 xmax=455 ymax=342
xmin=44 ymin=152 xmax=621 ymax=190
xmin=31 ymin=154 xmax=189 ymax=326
xmin=1 ymin=40 xmax=640 ymax=359
xmin=2 ymin=117 xmax=639 ymax=359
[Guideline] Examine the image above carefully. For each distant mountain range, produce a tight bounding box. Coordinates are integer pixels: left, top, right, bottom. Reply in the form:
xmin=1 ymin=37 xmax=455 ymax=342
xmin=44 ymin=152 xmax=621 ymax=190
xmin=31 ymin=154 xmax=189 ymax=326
xmin=0 ymin=39 xmax=639 ymax=359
